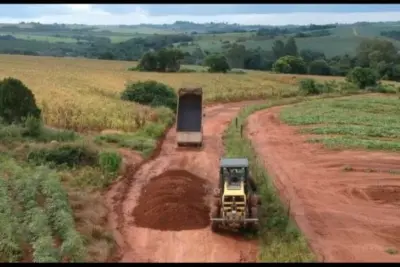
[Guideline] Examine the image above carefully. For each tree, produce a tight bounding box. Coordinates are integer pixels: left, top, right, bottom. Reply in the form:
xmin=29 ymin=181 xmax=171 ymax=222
xmin=137 ymin=51 xmax=158 ymax=71
xmin=204 ymin=54 xmax=231 ymax=73
xmin=192 ymin=47 xmax=205 ymax=65
xmin=300 ymin=49 xmax=325 ymax=63
xmin=157 ymin=48 xmax=185 ymax=72
xmin=308 ymin=59 xmax=331 ymax=75
xmin=225 ymin=43 xmax=246 ymax=69
xmin=98 ymin=51 xmax=115 ymax=60
xmin=356 ymin=39 xmax=399 ymax=68
xmin=137 ymin=48 xmax=185 ymax=72
xmin=121 ymin=80 xmax=177 ymax=111
xmin=273 ymin=56 xmax=307 ymax=74
xmin=346 ymin=67 xmax=379 ymax=89
xmin=272 ymin=40 xmax=285 ymax=59
xmin=0 ymin=77 xmax=41 ymax=124
xmin=284 ymin=37 xmax=298 ymax=57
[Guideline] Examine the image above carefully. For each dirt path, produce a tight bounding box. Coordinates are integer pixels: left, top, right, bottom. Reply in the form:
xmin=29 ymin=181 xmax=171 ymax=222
xmin=106 ymin=101 xmax=260 ymax=263
xmin=247 ymin=106 xmax=400 ymax=262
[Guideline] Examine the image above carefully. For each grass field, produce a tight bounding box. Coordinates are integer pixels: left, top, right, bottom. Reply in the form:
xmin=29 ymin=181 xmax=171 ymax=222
xmin=280 ymin=95 xmax=400 ymax=152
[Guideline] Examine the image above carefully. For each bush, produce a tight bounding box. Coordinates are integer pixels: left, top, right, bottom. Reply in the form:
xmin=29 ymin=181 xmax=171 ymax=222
xmin=369 ymin=83 xmax=399 ymax=94
xmin=121 ymin=80 xmax=177 ymax=111
xmin=204 ymin=54 xmax=231 ymax=73
xmin=0 ymin=77 xmax=41 ymax=124
xmin=179 ymin=68 xmax=197 ymax=73
xmin=28 ymin=143 xmax=98 ymax=167
xmin=137 ymin=49 xmax=185 ymax=72
xmin=346 ymin=67 xmax=379 ymax=89
xmin=308 ymin=59 xmax=331 ymax=76
xmin=24 ymin=115 xmax=42 ymax=137
xmin=273 ymin=56 xmax=307 ymax=74
xmin=98 ymin=151 xmax=122 ymax=175
xmin=299 ymin=79 xmax=322 ymax=95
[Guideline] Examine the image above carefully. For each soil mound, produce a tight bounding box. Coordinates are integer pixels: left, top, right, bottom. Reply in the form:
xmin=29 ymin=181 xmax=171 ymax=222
xmin=132 ymin=170 xmax=210 ymax=231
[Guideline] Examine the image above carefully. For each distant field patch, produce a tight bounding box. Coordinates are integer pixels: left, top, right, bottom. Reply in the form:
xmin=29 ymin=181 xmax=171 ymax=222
xmin=280 ymin=95 xmax=400 ymax=152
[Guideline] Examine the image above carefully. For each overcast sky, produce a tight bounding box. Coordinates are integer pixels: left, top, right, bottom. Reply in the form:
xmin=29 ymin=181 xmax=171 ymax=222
xmin=1 ymin=4 xmax=400 ymax=25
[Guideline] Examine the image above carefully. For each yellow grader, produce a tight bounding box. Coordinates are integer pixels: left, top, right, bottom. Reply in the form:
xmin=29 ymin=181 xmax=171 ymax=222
xmin=210 ymin=158 xmax=261 ymax=232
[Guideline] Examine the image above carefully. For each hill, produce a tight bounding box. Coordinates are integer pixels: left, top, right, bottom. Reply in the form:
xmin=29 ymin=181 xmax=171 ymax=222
xmin=1 ymin=21 xmax=400 ymax=59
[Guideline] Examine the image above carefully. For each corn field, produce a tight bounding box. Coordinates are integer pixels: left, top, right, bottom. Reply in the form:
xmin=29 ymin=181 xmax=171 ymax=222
xmin=0 ymin=54 xmax=307 ymax=133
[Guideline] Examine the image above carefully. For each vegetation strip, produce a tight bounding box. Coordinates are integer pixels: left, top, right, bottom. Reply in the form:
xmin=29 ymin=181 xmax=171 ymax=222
xmin=0 ymin=158 xmax=86 ymax=262
xmin=223 ymin=93 xmax=367 ymax=262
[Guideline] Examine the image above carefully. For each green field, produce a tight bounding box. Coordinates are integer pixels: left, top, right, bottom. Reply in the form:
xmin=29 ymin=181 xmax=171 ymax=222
xmin=3 ymin=21 xmax=400 ymax=55
xmin=280 ymin=95 xmax=400 ymax=152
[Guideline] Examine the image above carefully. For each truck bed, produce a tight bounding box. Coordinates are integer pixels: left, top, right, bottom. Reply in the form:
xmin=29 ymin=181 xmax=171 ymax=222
xmin=176 ymin=94 xmax=202 ymax=132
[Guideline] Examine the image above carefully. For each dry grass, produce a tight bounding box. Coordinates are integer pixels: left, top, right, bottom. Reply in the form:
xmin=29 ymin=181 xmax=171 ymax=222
xmin=67 ymin=190 xmax=114 ymax=262
xmin=0 ymin=54 xmax=299 ymax=132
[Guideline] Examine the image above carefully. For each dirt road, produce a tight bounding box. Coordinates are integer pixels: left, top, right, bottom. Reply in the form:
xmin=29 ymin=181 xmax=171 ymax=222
xmin=106 ymin=101 xmax=259 ymax=263
xmin=247 ymin=106 xmax=400 ymax=262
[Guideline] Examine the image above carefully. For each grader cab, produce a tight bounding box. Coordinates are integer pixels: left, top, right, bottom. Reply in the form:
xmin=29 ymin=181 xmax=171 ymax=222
xmin=210 ymin=158 xmax=261 ymax=232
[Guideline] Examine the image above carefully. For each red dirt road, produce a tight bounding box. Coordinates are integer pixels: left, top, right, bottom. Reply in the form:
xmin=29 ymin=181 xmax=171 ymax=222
xmin=106 ymin=102 xmax=259 ymax=263
xmin=247 ymin=106 xmax=400 ymax=262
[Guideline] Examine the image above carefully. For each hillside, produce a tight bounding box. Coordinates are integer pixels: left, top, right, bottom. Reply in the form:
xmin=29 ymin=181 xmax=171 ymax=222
xmin=1 ymin=21 xmax=400 ymax=59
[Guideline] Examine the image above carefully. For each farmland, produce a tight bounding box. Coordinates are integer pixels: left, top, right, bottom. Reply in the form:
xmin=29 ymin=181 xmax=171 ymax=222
xmin=246 ymin=94 xmax=400 ymax=261
xmin=0 ymin=51 xmax=400 ymax=263
xmin=280 ymin=96 xmax=400 ymax=152
xmin=2 ymin=21 xmax=400 ymax=60
xmin=0 ymin=54 xmax=302 ymax=132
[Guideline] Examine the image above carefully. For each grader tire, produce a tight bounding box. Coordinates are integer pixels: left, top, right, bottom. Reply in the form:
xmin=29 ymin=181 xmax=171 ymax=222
xmin=213 ymin=189 xmax=221 ymax=198
xmin=251 ymin=194 xmax=261 ymax=206
xmin=250 ymin=207 xmax=259 ymax=232
xmin=211 ymin=207 xmax=220 ymax=233
xmin=212 ymin=197 xmax=221 ymax=207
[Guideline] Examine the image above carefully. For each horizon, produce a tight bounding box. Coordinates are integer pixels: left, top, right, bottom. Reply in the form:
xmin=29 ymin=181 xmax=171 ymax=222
xmin=1 ymin=4 xmax=400 ymax=26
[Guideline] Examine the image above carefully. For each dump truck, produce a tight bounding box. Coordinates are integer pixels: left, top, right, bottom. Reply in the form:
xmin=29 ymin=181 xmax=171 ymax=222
xmin=210 ymin=158 xmax=261 ymax=232
xmin=176 ymin=87 xmax=203 ymax=147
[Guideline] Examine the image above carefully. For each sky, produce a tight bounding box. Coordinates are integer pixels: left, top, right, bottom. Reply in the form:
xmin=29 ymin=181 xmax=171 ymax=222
xmin=1 ymin=4 xmax=400 ymax=25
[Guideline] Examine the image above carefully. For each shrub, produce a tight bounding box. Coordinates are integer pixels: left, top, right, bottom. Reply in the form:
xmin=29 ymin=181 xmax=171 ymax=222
xmin=346 ymin=67 xmax=379 ymax=89
xmin=24 ymin=115 xmax=42 ymax=137
xmin=369 ymin=83 xmax=399 ymax=94
xmin=98 ymin=151 xmax=122 ymax=174
xmin=0 ymin=77 xmax=41 ymax=124
xmin=299 ymin=79 xmax=322 ymax=95
xmin=28 ymin=143 xmax=98 ymax=167
xmin=273 ymin=56 xmax=307 ymax=74
xmin=179 ymin=68 xmax=197 ymax=73
xmin=204 ymin=54 xmax=231 ymax=73
xmin=308 ymin=59 xmax=331 ymax=76
xmin=121 ymin=80 xmax=177 ymax=111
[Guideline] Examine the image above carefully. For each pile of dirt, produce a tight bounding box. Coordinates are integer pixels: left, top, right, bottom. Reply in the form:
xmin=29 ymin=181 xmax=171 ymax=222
xmin=132 ymin=170 xmax=210 ymax=231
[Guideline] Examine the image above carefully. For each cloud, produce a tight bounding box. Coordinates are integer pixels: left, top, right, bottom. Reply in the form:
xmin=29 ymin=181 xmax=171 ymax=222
xmin=64 ymin=4 xmax=93 ymax=12
xmin=0 ymin=4 xmax=400 ymax=25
